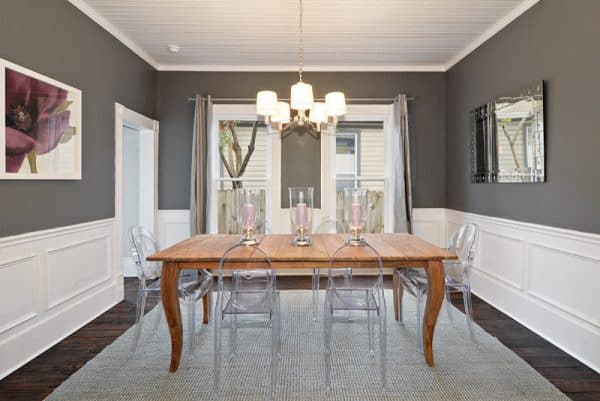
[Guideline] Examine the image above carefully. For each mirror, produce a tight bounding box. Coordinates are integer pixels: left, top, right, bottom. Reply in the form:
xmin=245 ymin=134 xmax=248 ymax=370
xmin=471 ymin=81 xmax=545 ymax=183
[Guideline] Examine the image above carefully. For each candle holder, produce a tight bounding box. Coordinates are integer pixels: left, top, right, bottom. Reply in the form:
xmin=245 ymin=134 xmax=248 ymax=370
xmin=343 ymin=188 xmax=369 ymax=246
xmin=235 ymin=188 xmax=262 ymax=245
xmin=289 ymin=187 xmax=314 ymax=246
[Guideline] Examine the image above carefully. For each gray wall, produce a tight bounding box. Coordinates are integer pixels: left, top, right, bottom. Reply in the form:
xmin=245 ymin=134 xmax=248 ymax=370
xmin=281 ymin=133 xmax=321 ymax=209
xmin=157 ymin=71 xmax=446 ymax=210
xmin=446 ymin=0 xmax=600 ymax=234
xmin=0 ymin=0 xmax=157 ymax=236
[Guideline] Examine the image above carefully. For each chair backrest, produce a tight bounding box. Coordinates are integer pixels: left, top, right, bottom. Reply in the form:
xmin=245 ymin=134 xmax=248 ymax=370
xmin=316 ymin=217 xmax=344 ymax=234
xmin=447 ymin=223 xmax=479 ymax=264
xmin=328 ymin=242 xmax=384 ymax=290
xmin=217 ymin=243 xmax=275 ymax=313
xmin=129 ymin=226 xmax=162 ymax=280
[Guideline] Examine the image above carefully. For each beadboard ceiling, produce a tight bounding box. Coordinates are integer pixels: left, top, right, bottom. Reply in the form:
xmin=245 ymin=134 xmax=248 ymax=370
xmin=69 ymin=0 xmax=539 ymax=71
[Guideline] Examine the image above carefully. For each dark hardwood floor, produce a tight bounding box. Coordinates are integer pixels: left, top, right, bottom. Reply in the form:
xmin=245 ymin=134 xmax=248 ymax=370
xmin=0 ymin=277 xmax=598 ymax=401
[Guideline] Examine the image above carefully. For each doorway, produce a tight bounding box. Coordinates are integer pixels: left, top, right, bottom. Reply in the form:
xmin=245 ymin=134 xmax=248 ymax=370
xmin=115 ymin=104 xmax=159 ymax=278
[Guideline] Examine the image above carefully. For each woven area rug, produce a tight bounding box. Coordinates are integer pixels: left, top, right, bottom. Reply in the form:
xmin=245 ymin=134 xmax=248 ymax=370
xmin=45 ymin=290 xmax=568 ymax=400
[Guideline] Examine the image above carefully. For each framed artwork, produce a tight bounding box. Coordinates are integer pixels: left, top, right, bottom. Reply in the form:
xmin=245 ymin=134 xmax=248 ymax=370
xmin=1 ymin=58 xmax=82 ymax=179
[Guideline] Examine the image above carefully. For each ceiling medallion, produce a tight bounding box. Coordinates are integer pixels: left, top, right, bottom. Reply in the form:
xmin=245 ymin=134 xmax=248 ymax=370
xmin=255 ymin=0 xmax=346 ymax=138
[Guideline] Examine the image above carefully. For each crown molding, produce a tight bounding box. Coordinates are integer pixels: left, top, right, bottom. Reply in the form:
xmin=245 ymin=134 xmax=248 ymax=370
xmin=444 ymin=0 xmax=540 ymax=71
xmin=67 ymin=0 xmax=159 ymax=69
xmin=156 ymin=64 xmax=447 ymax=72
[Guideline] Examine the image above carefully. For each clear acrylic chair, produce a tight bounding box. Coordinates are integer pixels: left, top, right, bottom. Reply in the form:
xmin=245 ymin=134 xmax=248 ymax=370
xmin=396 ymin=223 xmax=479 ymax=346
xmin=312 ymin=217 xmax=352 ymax=320
xmin=324 ymin=241 xmax=387 ymax=391
xmin=128 ymin=226 xmax=212 ymax=357
xmin=213 ymin=243 xmax=281 ymax=399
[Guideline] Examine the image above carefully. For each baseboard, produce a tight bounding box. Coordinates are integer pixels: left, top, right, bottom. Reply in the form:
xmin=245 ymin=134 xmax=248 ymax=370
xmin=0 ymin=218 xmax=120 ymax=379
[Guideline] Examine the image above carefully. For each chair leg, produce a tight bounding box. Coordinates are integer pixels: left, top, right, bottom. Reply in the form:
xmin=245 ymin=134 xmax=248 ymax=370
xmin=345 ymin=269 xmax=353 ymax=321
xmin=188 ymin=299 xmax=196 ymax=359
xmin=397 ymin=274 xmax=405 ymax=325
xmin=445 ymin=285 xmax=455 ymax=326
xmin=213 ymin=293 xmax=223 ymax=397
xmin=312 ymin=268 xmax=319 ymax=321
xmin=416 ymin=291 xmax=423 ymax=351
xmin=392 ymin=270 xmax=399 ymax=320
xmin=378 ymin=303 xmax=387 ymax=390
xmin=129 ymin=281 xmax=146 ymax=356
xmin=324 ymin=300 xmax=333 ymax=392
xmin=152 ymin=299 xmax=163 ymax=334
xmin=367 ymin=308 xmax=374 ymax=355
xmin=463 ymin=286 xmax=477 ymax=344
xmin=270 ymin=294 xmax=281 ymax=399
xmin=229 ymin=313 xmax=237 ymax=359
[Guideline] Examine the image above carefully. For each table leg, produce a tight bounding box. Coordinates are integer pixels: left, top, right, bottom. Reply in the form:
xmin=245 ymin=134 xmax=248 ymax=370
xmin=202 ymin=290 xmax=211 ymax=324
xmin=392 ymin=269 xmax=399 ymax=321
xmin=160 ymin=262 xmax=182 ymax=372
xmin=423 ymin=260 xmax=444 ymax=367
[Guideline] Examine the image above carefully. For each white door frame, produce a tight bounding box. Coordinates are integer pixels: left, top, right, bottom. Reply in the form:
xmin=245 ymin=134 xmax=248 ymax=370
xmin=114 ymin=103 xmax=159 ymax=277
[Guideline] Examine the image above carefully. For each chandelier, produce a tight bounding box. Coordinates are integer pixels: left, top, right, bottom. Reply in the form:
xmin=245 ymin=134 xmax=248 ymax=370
xmin=255 ymin=0 xmax=346 ymax=138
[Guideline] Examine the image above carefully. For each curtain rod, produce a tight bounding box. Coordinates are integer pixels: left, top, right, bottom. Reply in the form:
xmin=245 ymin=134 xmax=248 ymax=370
xmin=186 ymin=96 xmax=414 ymax=102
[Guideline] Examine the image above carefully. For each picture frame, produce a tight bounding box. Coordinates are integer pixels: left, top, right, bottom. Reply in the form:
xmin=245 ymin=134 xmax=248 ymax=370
xmin=1 ymin=58 xmax=82 ymax=180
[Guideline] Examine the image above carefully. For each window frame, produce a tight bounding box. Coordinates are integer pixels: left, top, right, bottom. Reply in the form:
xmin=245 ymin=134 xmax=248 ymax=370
xmin=321 ymin=104 xmax=395 ymax=233
xmin=207 ymin=104 xmax=273 ymax=234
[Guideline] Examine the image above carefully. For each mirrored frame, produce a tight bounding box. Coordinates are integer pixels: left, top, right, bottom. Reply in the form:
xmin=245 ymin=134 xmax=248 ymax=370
xmin=471 ymin=81 xmax=545 ymax=183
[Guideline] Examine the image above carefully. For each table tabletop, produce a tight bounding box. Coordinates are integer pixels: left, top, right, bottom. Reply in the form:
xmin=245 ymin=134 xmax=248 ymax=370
xmin=147 ymin=233 xmax=457 ymax=268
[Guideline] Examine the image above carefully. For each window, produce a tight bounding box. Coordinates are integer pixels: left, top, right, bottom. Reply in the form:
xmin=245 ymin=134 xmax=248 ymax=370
xmin=217 ymin=120 xmax=269 ymax=233
xmin=334 ymin=121 xmax=386 ymax=233
xmin=212 ymin=117 xmax=272 ymax=234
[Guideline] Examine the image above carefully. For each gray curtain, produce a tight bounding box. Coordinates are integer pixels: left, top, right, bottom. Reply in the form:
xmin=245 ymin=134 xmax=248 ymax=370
xmin=393 ymin=94 xmax=413 ymax=233
xmin=190 ymin=95 xmax=212 ymax=235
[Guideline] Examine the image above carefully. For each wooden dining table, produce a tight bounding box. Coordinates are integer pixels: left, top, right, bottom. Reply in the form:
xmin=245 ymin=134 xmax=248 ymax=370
xmin=147 ymin=233 xmax=457 ymax=373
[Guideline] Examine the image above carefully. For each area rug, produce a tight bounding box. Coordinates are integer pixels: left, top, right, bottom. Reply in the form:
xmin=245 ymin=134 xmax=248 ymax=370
xmin=45 ymin=290 xmax=568 ymax=400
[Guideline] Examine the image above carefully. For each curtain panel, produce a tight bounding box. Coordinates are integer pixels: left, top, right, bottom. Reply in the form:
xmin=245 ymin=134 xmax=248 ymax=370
xmin=190 ymin=95 xmax=212 ymax=235
xmin=392 ymin=94 xmax=413 ymax=233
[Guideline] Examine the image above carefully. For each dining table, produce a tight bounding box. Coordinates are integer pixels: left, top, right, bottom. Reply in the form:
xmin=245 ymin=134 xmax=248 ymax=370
xmin=147 ymin=233 xmax=457 ymax=372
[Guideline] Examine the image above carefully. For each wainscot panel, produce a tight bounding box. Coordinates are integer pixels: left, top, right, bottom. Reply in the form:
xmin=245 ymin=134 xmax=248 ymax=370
xmin=0 ymin=219 xmax=120 ymax=379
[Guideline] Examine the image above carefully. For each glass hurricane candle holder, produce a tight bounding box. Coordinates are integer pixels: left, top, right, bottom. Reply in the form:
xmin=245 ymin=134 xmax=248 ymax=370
xmin=289 ymin=187 xmax=314 ymax=246
xmin=343 ymin=187 xmax=369 ymax=245
xmin=235 ymin=188 xmax=262 ymax=245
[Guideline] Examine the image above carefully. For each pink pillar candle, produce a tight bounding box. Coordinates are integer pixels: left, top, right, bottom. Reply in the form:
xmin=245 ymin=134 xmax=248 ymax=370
xmin=295 ymin=202 xmax=308 ymax=227
xmin=351 ymin=202 xmax=362 ymax=227
xmin=243 ymin=203 xmax=255 ymax=227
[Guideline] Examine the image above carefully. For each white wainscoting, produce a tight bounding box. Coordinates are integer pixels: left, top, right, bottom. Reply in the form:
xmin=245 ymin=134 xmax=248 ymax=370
xmin=157 ymin=210 xmax=191 ymax=249
xmin=446 ymin=209 xmax=600 ymax=373
xmin=0 ymin=218 xmax=121 ymax=379
xmin=412 ymin=208 xmax=447 ymax=247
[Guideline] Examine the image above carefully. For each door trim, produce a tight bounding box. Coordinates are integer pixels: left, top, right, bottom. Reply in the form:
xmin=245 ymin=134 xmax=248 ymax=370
xmin=114 ymin=103 xmax=159 ymax=277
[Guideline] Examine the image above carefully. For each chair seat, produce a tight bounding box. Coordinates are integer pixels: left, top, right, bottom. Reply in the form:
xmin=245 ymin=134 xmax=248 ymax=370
xmin=223 ymin=290 xmax=277 ymax=315
xmin=327 ymin=288 xmax=380 ymax=312
xmin=398 ymin=267 xmax=428 ymax=287
xmin=180 ymin=272 xmax=213 ymax=300
xmin=399 ymin=263 xmax=468 ymax=289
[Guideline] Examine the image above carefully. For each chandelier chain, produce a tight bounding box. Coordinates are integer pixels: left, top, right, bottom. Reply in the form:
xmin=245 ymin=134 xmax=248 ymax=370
xmin=298 ymin=0 xmax=304 ymax=82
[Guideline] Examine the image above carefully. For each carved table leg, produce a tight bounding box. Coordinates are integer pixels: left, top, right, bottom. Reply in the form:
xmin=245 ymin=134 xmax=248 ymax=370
xmin=423 ymin=260 xmax=444 ymax=367
xmin=202 ymin=291 xmax=211 ymax=324
xmin=161 ymin=262 xmax=182 ymax=372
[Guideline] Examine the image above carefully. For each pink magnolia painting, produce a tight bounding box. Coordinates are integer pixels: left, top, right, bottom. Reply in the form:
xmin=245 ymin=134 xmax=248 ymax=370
xmin=2 ymin=59 xmax=81 ymax=179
